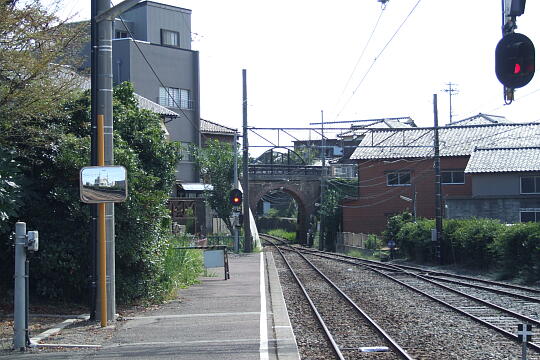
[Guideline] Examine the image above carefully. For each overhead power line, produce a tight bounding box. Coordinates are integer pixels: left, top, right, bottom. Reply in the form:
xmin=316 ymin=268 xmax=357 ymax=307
xmin=335 ymin=0 xmax=423 ymax=119
xmin=334 ymin=7 xmax=386 ymax=109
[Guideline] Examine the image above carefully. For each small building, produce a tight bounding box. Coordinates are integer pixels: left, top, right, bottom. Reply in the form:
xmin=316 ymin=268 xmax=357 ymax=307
xmin=343 ymin=123 xmax=540 ymax=234
xmin=446 ymin=146 xmax=540 ymax=223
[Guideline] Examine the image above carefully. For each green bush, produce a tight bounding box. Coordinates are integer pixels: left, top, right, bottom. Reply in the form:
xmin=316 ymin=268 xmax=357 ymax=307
xmin=382 ymin=215 xmax=540 ymax=284
xmin=382 ymin=212 xmax=413 ymax=244
xmin=396 ymin=219 xmax=434 ymax=262
xmin=491 ymin=222 xmax=540 ymax=282
xmin=364 ymin=234 xmax=382 ymax=250
xmin=447 ymin=218 xmax=502 ymax=269
xmin=0 ymin=83 xmax=199 ymax=305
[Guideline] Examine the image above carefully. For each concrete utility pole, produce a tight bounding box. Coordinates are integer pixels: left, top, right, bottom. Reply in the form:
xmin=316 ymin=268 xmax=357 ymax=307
xmin=233 ymin=132 xmax=239 ymax=253
xmin=13 ymin=222 xmax=27 ymax=350
xmin=242 ymin=69 xmax=252 ymax=252
xmin=442 ymin=82 xmax=458 ymax=124
xmin=319 ymin=110 xmax=326 ymax=251
xmin=433 ymin=94 xmax=443 ymax=265
xmin=92 ymin=0 xmax=145 ymax=323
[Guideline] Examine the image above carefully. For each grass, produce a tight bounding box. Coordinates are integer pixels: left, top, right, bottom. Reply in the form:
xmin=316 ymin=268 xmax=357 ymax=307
xmin=267 ymin=229 xmax=297 ymax=243
xmin=348 ymin=248 xmax=390 ymax=261
xmin=161 ymin=235 xmax=204 ymax=299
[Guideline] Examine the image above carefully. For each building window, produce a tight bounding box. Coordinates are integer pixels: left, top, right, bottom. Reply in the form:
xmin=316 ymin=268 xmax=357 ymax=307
xmin=159 ymin=87 xmax=191 ymax=109
xmin=178 ymin=142 xmax=194 ymax=162
xmin=442 ymin=170 xmax=465 ymax=184
xmin=386 ymin=171 xmax=411 ymax=186
xmin=520 ymin=209 xmax=540 ymax=222
xmin=521 ymin=176 xmax=540 ymax=194
xmin=161 ymin=29 xmax=180 ymax=47
xmin=115 ymin=30 xmax=129 ymax=39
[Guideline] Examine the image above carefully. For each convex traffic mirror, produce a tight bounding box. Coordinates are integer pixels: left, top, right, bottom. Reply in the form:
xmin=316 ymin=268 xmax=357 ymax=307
xmin=80 ymin=166 xmax=128 ymax=203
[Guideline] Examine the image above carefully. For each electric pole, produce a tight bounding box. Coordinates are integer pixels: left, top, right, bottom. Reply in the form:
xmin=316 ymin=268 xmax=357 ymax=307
xmin=433 ymin=94 xmax=443 ymax=265
xmin=92 ymin=0 xmax=146 ymax=324
xmin=319 ymin=110 xmax=326 ymax=251
xmin=242 ymin=69 xmax=252 ymax=252
xmin=442 ymin=82 xmax=458 ymax=124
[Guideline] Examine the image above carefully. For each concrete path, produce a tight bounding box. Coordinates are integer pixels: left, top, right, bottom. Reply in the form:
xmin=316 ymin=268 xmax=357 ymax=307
xmin=4 ymin=251 xmax=299 ymax=360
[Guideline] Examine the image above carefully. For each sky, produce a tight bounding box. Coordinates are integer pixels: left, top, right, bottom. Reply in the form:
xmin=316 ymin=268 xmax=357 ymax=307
xmin=48 ymin=0 xmax=540 ymax=152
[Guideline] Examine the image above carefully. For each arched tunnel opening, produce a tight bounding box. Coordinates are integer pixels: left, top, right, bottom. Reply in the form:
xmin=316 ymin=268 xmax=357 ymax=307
xmin=255 ymin=188 xmax=308 ymax=243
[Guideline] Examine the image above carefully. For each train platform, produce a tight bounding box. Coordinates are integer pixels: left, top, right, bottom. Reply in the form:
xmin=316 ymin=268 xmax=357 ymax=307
xmin=4 ymin=251 xmax=300 ymax=359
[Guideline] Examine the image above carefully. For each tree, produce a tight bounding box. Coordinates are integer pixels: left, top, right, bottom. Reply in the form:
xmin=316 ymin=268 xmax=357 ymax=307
xmin=0 ymin=0 xmax=87 ymax=151
xmin=0 ymin=82 xmax=181 ymax=303
xmin=191 ymin=139 xmax=240 ymax=235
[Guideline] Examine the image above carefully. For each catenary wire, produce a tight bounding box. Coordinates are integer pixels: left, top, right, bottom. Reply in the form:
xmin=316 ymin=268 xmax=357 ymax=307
xmin=334 ymin=6 xmax=386 ymax=110
xmin=335 ymin=0 xmax=423 ymax=120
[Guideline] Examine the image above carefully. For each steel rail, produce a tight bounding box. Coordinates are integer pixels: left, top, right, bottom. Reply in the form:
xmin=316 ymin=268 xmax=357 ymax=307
xmin=267 ymin=239 xmax=346 ymax=359
xmin=292 ymin=247 xmax=540 ymax=353
xmin=299 ymin=246 xmax=540 ymax=295
xmin=289 ymin=247 xmax=414 ymax=359
xmin=264 ymin=235 xmax=414 ymax=359
xmin=421 ymin=274 xmax=540 ymax=303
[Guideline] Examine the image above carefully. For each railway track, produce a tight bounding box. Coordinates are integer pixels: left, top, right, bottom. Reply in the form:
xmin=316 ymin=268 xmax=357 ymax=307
xmin=265 ymin=236 xmax=414 ymax=359
xmin=264 ymin=235 xmax=540 ymax=358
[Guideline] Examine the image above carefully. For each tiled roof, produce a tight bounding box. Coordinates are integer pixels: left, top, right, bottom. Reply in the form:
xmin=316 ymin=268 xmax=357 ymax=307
xmin=351 ymin=123 xmax=540 ymax=160
xmin=200 ymin=119 xmax=237 ymax=135
xmin=339 ymin=117 xmax=416 ymax=138
xmin=447 ymin=113 xmax=512 ymax=126
xmin=465 ymin=147 xmax=540 ymax=173
xmin=134 ymin=94 xmax=179 ymax=117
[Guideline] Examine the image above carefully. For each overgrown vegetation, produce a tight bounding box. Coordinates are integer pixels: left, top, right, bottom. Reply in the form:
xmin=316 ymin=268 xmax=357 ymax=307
xmin=161 ymin=235 xmax=203 ymax=297
xmin=267 ymin=229 xmax=296 ymax=243
xmin=384 ymin=212 xmax=540 ymax=284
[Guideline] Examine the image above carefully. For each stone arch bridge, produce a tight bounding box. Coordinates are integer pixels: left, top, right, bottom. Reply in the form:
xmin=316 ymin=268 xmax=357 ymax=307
xmin=247 ymin=164 xmax=323 ymax=244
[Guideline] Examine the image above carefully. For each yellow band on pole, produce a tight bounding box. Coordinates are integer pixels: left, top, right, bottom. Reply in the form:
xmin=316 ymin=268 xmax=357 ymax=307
xmin=97 ymin=115 xmax=107 ymax=327
xmin=98 ymin=203 xmax=106 ymax=327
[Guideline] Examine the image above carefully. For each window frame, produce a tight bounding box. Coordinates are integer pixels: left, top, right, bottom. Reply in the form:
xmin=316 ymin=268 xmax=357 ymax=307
xmin=159 ymin=87 xmax=192 ymax=109
xmin=520 ymin=176 xmax=540 ymax=194
xmin=179 ymin=142 xmax=194 ymax=162
xmin=442 ymin=170 xmax=465 ymax=185
xmin=520 ymin=208 xmax=540 ymax=222
xmin=386 ymin=170 xmax=411 ymax=187
xmin=115 ymin=30 xmax=129 ymax=39
xmin=160 ymin=29 xmax=180 ymax=48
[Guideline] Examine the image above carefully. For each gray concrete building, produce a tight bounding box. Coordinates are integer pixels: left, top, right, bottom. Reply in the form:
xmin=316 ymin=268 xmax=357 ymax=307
xmin=446 ymin=147 xmax=540 ymax=224
xmin=111 ymin=1 xmax=200 ymax=184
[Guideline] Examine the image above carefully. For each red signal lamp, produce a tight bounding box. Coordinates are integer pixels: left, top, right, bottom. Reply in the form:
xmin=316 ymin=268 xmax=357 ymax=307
xmin=495 ymin=32 xmax=535 ymax=89
xmin=229 ymin=189 xmax=242 ymax=207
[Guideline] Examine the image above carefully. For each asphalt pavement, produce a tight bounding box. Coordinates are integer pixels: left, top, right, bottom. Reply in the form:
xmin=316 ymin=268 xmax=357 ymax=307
xmin=3 ymin=251 xmax=299 ymax=360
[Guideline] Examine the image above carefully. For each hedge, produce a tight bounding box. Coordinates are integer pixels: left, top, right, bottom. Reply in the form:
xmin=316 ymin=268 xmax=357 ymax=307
xmin=385 ymin=213 xmax=540 ymax=284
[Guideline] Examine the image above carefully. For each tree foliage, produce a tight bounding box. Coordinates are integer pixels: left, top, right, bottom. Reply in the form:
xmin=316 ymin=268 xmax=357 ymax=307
xmin=0 ymin=0 xmax=87 ymax=151
xmin=191 ymin=139 xmax=239 ymax=235
xmin=0 ymin=83 xmax=183 ymax=303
